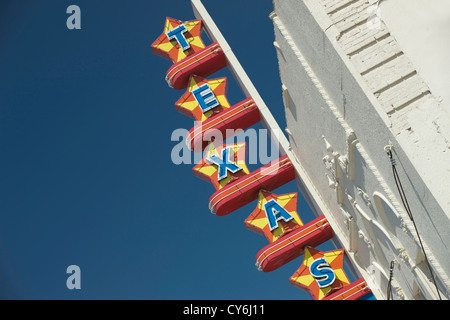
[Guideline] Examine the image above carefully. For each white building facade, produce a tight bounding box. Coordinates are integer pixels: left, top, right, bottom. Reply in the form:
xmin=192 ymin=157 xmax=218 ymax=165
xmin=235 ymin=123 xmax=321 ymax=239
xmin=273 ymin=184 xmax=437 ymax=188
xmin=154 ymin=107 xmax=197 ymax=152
xmin=270 ymin=0 xmax=450 ymax=300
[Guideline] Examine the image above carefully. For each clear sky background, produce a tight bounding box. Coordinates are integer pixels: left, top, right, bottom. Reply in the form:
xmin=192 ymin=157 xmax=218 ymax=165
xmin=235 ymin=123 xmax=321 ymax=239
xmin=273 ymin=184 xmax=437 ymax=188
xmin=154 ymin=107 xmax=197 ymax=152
xmin=0 ymin=0 xmax=341 ymax=299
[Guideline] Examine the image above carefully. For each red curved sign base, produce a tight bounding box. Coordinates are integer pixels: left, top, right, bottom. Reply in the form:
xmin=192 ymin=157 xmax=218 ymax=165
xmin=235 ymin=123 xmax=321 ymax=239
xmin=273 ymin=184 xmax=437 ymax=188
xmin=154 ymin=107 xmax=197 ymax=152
xmin=322 ymin=278 xmax=372 ymax=300
xmin=256 ymin=216 xmax=333 ymax=272
xmin=187 ymin=98 xmax=260 ymax=152
xmin=208 ymin=155 xmax=295 ymax=216
xmin=166 ymin=42 xmax=227 ymax=90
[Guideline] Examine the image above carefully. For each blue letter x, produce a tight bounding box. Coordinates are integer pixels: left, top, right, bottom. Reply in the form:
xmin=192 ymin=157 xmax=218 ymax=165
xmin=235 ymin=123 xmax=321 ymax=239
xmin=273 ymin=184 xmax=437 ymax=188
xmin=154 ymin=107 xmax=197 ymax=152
xmin=207 ymin=147 xmax=243 ymax=182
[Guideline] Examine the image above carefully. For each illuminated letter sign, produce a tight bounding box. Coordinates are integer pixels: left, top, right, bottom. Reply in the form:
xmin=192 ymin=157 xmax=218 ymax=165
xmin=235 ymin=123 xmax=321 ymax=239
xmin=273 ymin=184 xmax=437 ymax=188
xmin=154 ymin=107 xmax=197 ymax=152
xmin=166 ymin=23 xmax=190 ymax=51
xmin=207 ymin=146 xmax=243 ymax=181
xmin=290 ymin=247 xmax=350 ymax=300
xmin=192 ymin=83 xmax=220 ymax=113
xmin=263 ymin=199 xmax=294 ymax=231
xmin=309 ymin=258 xmax=336 ymax=289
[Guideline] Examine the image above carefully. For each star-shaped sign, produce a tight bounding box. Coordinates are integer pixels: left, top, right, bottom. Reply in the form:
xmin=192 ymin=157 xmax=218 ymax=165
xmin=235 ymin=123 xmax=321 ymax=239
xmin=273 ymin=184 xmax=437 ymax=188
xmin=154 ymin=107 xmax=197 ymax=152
xmin=244 ymin=191 xmax=303 ymax=243
xmin=175 ymin=75 xmax=230 ymax=122
xmin=193 ymin=142 xmax=249 ymax=190
xmin=289 ymin=246 xmax=350 ymax=300
xmin=151 ymin=17 xmax=205 ymax=63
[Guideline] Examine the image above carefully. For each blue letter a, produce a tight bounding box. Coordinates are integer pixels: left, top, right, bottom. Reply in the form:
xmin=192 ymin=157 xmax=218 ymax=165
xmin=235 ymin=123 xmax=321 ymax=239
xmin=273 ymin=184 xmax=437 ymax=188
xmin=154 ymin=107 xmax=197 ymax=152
xmin=263 ymin=199 xmax=294 ymax=231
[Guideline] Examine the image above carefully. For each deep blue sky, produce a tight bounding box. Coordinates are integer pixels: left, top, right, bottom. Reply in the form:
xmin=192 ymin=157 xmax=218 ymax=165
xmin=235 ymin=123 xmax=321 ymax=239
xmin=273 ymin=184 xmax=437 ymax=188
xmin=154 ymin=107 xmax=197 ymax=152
xmin=0 ymin=0 xmax=340 ymax=299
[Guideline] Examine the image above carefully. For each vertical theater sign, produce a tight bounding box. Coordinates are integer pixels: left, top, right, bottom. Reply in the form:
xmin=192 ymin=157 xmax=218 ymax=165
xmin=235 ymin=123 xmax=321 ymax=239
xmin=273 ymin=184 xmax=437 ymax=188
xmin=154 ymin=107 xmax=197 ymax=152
xmin=151 ymin=2 xmax=374 ymax=300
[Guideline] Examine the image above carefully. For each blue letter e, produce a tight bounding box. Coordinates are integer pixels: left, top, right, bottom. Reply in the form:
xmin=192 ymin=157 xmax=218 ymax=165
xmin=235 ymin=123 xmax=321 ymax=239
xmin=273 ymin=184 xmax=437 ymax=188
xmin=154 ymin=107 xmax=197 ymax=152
xmin=192 ymin=83 xmax=220 ymax=113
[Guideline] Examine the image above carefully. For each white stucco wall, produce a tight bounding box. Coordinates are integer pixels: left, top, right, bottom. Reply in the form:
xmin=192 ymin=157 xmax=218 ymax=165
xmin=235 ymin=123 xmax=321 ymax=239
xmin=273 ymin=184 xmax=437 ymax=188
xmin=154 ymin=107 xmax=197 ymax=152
xmin=380 ymin=0 xmax=450 ymax=109
xmin=272 ymin=0 xmax=450 ymax=299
